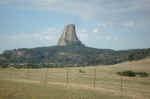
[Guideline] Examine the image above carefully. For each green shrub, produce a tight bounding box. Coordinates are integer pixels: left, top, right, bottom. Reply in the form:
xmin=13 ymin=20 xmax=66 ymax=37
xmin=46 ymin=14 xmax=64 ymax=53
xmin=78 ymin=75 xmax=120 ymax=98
xmin=117 ymin=70 xmax=136 ymax=77
xmin=136 ymin=72 xmax=149 ymax=77
xmin=117 ymin=70 xmax=149 ymax=77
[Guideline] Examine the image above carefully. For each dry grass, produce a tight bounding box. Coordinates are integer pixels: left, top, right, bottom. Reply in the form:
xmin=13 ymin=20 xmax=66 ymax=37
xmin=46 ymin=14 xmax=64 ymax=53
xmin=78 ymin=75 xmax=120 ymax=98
xmin=0 ymin=58 xmax=150 ymax=99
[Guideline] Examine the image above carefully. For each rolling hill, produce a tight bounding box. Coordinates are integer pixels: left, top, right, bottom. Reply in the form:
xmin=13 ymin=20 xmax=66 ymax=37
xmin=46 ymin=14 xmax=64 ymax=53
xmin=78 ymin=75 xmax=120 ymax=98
xmin=0 ymin=45 xmax=150 ymax=68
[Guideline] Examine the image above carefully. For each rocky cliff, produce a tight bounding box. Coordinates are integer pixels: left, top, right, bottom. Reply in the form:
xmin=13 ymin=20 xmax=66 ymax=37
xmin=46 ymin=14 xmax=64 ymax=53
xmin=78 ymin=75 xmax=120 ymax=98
xmin=57 ymin=24 xmax=83 ymax=46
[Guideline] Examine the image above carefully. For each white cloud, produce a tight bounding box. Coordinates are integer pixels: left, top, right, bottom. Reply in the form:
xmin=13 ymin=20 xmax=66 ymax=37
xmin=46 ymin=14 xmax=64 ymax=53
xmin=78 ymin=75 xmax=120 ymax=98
xmin=104 ymin=36 xmax=118 ymax=41
xmin=0 ymin=27 xmax=60 ymax=52
xmin=0 ymin=0 xmax=149 ymax=35
xmin=8 ymin=32 xmax=56 ymax=41
xmin=92 ymin=28 xmax=99 ymax=33
xmin=122 ymin=22 xmax=135 ymax=29
xmin=98 ymin=24 xmax=107 ymax=28
xmin=41 ymin=27 xmax=57 ymax=35
xmin=1 ymin=0 xmax=150 ymax=22
xmin=7 ymin=27 xmax=59 ymax=41
xmin=40 ymin=36 xmax=56 ymax=41
xmin=0 ymin=0 xmax=149 ymax=51
xmin=96 ymin=35 xmax=118 ymax=41
xmin=0 ymin=0 xmax=9 ymax=4
xmin=97 ymin=21 xmax=136 ymax=30
xmin=47 ymin=27 xmax=57 ymax=33
xmin=105 ymin=36 xmax=112 ymax=41
xmin=114 ymin=37 xmax=119 ymax=41
xmin=79 ymin=33 xmax=88 ymax=39
xmin=78 ymin=28 xmax=87 ymax=33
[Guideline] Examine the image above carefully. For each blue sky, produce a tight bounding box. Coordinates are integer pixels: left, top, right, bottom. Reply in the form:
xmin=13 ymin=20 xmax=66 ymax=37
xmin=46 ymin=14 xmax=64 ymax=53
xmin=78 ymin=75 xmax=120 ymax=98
xmin=0 ymin=0 xmax=150 ymax=53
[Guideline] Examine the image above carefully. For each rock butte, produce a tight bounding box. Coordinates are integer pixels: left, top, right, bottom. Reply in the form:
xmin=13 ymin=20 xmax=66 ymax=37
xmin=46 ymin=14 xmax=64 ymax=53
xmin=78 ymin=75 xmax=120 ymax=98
xmin=57 ymin=24 xmax=84 ymax=46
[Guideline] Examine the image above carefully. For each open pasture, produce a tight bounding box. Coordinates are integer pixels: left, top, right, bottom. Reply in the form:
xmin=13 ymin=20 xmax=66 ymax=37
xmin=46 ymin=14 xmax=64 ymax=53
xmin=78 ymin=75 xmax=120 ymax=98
xmin=0 ymin=59 xmax=150 ymax=99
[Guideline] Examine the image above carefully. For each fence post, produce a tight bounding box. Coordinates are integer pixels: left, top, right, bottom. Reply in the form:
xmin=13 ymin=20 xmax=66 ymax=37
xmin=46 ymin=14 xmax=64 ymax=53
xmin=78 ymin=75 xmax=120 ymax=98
xmin=120 ymin=77 xmax=124 ymax=98
xmin=66 ymin=69 xmax=69 ymax=87
xmin=93 ymin=68 xmax=96 ymax=88
xmin=9 ymin=68 xmax=13 ymax=80
xmin=26 ymin=68 xmax=30 ymax=80
xmin=44 ymin=68 xmax=49 ymax=85
xmin=40 ymin=69 xmax=43 ymax=84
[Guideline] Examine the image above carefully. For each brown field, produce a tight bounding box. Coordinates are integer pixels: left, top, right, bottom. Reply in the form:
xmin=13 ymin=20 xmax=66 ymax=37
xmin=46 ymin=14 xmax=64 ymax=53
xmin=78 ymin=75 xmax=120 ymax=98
xmin=0 ymin=58 xmax=150 ymax=99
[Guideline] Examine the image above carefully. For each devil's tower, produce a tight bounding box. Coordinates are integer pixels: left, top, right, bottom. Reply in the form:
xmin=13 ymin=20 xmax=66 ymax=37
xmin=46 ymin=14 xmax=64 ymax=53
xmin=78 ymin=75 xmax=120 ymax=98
xmin=57 ymin=24 xmax=84 ymax=46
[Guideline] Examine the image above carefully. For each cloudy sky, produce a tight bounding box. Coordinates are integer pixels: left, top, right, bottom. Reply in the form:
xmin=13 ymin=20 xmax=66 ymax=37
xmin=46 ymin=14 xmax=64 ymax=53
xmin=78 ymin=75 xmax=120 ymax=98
xmin=0 ymin=0 xmax=150 ymax=53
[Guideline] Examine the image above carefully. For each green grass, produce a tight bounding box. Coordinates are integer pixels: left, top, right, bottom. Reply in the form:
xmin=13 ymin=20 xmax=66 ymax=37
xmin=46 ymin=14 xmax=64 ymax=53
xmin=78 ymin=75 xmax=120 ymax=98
xmin=0 ymin=58 xmax=150 ymax=99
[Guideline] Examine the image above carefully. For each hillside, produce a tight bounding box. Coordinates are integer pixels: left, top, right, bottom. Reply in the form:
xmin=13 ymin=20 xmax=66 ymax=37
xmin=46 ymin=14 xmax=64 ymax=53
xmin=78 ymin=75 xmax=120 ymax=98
xmin=0 ymin=45 xmax=150 ymax=68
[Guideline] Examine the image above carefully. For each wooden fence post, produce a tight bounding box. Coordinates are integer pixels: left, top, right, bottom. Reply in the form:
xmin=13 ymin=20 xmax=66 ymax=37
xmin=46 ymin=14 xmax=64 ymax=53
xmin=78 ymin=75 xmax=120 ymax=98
xmin=120 ymin=77 xmax=124 ymax=98
xmin=44 ymin=68 xmax=49 ymax=85
xmin=40 ymin=69 xmax=43 ymax=84
xmin=26 ymin=68 xmax=30 ymax=80
xmin=66 ymin=69 xmax=69 ymax=87
xmin=93 ymin=68 xmax=96 ymax=88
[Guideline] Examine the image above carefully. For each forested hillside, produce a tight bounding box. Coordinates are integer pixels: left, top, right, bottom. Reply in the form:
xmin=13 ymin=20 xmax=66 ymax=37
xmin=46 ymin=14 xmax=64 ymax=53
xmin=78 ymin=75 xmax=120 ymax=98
xmin=0 ymin=45 xmax=150 ymax=68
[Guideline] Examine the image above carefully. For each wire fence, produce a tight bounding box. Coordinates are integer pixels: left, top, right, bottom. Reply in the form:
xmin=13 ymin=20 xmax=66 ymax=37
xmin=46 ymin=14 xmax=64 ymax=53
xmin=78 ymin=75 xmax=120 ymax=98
xmin=0 ymin=67 xmax=150 ymax=99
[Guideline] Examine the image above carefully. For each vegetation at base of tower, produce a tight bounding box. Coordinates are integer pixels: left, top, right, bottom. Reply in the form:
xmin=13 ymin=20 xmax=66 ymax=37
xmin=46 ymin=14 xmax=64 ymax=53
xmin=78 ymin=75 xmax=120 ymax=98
xmin=0 ymin=45 xmax=150 ymax=68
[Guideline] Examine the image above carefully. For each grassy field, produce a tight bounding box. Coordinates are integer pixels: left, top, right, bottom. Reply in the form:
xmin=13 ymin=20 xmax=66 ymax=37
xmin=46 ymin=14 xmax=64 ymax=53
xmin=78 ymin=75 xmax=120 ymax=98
xmin=0 ymin=58 xmax=150 ymax=99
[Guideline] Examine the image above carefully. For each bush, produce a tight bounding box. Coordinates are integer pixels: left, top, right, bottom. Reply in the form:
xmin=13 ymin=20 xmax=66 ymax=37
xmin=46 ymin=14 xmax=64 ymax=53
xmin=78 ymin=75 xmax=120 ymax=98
xmin=117 ymin=70 xmax=136 ymax=77
xmin=136 ymin=72 xmax=149 ymax=77
xmin=1 ymin=65 xmax=9 ymax=68
xmin=117 ymin=70 xmax=149 ymax=77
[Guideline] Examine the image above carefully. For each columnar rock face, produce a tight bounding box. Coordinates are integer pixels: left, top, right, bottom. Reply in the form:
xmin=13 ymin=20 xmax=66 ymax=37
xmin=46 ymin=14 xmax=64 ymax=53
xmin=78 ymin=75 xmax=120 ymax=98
xmin=57 ymin=24 xmax=83 ymax=46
